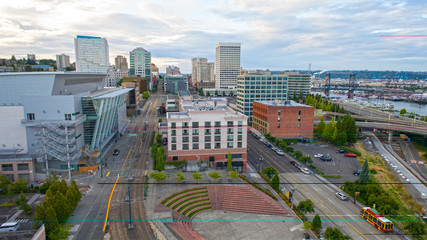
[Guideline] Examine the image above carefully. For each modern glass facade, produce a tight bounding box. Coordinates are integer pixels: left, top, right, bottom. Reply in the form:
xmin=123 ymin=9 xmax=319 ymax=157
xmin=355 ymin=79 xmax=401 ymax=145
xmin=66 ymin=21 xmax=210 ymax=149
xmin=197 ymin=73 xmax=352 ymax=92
xmin=129 ymin=47 xmax=151 ymax=78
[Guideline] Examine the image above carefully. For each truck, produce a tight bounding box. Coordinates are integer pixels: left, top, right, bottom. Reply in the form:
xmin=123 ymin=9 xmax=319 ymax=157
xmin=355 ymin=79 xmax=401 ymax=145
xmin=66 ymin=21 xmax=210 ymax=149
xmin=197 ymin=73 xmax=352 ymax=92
xmin=400 ymin=134 xmax=408 ymax=140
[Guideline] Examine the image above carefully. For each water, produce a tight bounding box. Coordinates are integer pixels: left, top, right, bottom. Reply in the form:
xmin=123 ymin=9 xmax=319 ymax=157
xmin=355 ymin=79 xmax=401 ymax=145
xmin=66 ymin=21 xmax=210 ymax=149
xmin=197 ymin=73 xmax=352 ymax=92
xmin=355 ymin=97 xmax=427 ymax=116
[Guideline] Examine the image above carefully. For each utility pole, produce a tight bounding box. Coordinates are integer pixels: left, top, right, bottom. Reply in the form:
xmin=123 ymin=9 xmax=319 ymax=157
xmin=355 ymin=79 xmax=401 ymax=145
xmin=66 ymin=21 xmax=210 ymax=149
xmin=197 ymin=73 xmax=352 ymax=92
xmin=127 ymin=183 xmax=133 ymax=230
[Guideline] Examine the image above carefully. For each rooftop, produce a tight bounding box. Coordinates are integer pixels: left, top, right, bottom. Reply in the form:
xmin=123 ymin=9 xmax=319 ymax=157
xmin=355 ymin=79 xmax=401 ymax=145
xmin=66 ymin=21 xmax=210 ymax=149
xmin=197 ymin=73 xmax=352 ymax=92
xmin=255 ymin=100 xmax=312 ymax=107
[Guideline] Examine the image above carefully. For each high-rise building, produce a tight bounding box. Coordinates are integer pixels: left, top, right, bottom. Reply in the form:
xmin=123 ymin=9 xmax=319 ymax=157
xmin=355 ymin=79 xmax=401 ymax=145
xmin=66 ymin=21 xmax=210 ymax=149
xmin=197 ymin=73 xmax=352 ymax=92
xmin=115 ymin=55 xmax=128 ymax=72
xmin=191 ymin=57 xmax=214 ymax=88
xmin=215 ymin=43 xmax=241 ymax=89
xmin=236 ymin=70 xmax=311 ymax=119
xmin=56 ymin=54 xmax=71 ymax=70
xmin=74 ymin=35 xmax=109 ymax=73
xmin=166 ymin=65 xmax=181 ymax=75
xmin=129 ymin=47 xmax=151 ymax=78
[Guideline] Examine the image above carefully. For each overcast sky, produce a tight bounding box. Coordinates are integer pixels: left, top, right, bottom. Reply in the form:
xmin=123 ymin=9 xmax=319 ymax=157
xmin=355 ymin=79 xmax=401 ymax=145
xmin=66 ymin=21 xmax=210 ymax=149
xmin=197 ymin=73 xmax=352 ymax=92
xmin=1 ymin=0 xmax=426 ymax=73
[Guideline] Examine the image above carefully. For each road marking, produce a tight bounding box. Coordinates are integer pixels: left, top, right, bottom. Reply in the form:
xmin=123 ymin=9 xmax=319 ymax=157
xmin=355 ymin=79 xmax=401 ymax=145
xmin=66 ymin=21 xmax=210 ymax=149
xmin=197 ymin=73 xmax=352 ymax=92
xmin=106 ymin=171 xmax=110 ymax=177
xmin=249 ymin=145 xmax=369 ymax=240
xmin=121 ymin=146 xmax=133 ymax=171
xmin=103 ymin=176 xmax=119 ymax=232
xmin=290 ymin=222 xmax=303 ymax=232
xmin=139 ymin=140 xmax=143 ymax=149
xmin=406 ymin=142 xmax=427 ymax=180
xmin=145 ymin=170 xmax=148 ymax=176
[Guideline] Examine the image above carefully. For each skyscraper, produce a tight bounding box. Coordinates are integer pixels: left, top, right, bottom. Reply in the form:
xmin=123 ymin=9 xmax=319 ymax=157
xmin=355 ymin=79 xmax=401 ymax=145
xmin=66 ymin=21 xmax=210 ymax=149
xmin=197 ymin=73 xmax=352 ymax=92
xmin=191 ymin=57 xmax=214 ymax=88
xmin=74 ymin=35 xmax=109 ymax=73
xmin=215 ymin=43 xmax=241 ymax=89
xmin=115 ymin=55 xmax=128 ymax=71
xmin=56 ymin=54 xmax=70 ymax=70
xmin=129 ymin=47 xmax=151 ymax=78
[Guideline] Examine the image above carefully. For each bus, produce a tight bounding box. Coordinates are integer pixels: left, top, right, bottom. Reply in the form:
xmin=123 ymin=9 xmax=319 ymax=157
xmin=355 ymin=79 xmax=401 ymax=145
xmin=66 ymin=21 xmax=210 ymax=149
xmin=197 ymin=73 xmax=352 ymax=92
xmin=360 ymin=207 xmax=394 ymax=232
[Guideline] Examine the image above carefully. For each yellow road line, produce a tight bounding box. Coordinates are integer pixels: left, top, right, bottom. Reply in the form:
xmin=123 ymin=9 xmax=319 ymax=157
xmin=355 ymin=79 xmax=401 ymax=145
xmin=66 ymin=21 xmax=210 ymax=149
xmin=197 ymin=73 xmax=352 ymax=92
xmin=106 ymin=171 xmax=110 ymax=177
xmin=249 ymin=145 xmax=369 ymax=240
xmin=121 ymin=146 xmax=132 ymax=171
xmin=145 ymin=170 xmax=148 ymax=176
xmin=139 ymin=140 xmax=143 ymax=149
xmin=103 ymin=176 xmax=119 ymax=232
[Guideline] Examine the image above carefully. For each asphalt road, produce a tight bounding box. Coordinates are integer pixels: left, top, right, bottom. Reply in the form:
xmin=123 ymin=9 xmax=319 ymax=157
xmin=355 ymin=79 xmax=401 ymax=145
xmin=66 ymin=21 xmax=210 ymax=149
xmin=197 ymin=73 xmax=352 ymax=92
xmin=398 ymin=139 xmax=427 ymax=182
xmin=247 ymin=134 xmax=405 ymax=240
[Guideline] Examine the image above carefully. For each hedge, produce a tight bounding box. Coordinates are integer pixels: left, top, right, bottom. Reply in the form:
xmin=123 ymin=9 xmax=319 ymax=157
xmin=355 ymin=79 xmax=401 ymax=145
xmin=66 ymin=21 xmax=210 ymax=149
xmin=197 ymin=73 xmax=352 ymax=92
xmin=340 ymin=146 xmax=361 ymax=156
xmin=165 ymin=161 xmax=186 ymax=167
xmin=324 ymin=175 xmax=340 ymax=178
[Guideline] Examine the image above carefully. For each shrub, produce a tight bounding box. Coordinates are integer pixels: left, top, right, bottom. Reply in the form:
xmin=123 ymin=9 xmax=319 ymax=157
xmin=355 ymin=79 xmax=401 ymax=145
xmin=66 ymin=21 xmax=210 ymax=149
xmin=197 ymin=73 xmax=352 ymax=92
xmin=23 ymin=203 xmax=32 ymax=215
xmin=340 ymin=146 xmax=361 ymax=156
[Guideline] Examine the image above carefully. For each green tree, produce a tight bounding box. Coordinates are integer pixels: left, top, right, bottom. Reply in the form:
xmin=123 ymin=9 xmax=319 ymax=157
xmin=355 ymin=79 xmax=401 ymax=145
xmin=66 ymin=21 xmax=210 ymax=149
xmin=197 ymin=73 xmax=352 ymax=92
xmin=298 ymin=90 xmax=303 ymax=101
xmin=206 ymin=91 xmax=211 ymax=97
xmin=214 ymin=90 xmax=218 ymax=96
xmin=400 ymin=108 xmax=407 ymax=115
xmin=222 ymin=91 xmax=226 ymax=96
xmin=34 ymin=203 xmax=59 ymax=233
xmin=70 ymin=180 xmax=81 ymax=204
xmin=272 ymin=173 xmax=280 ymax=190
xmin=16 ymin=192 xmax=28 ymax=207
xmin=191 ymin=172 xmax=203 ymax=183
xmin=311 ymin=214 xmax=322 ymax=234
xmin=303 ymin=220 xmax=312 ymax=232
xmin=0 ymin=175 xmax=11 ymax=193
xmin=117 ymin=77 xmax=124 ymax=86
xmin=208 ymin=171 xmax=222 ymax=181
xmin=359 ymin=158 xmax=370 ymax=184
xmin=149 ymin=171 xmax=167 ymax=183
xmin=324 ymin=227 xmax=350 ymax=240
xmin=230 ymin=91 xmax=234 ymax=96
xmin=322 ymin=118 xmax=335 ymax=141
xmin=142 ymin=91 xmax=150 ymax=100
xmin=48 ymin=224 xmax=71 ymax=240
xmin=175 ymin=171 xmax=185 ymax=182
xmin=227 ymin=153 xmax=233 ymax=171
xmin=46 ymin=190 xmax=72 ymax=222
xmin=294 ymin=150 xmax=303 ymax=160
xmin=262 ymin=166 xmax=277 ymax=179
xmin=404 ymin=221 xmax=426 ymax=238
xmin=156 ymin=147 xmax=165 ymax=171
xmin=347 ymin=117 xmax=358 ymax=143
xmin=13 ymin=178 xmax=28 ymax=193
xmin=296 ymin=199 xmax=314 ymax=214
xmin=315 ymin=118 xmax=326 ymax=137
xmin=333 ymin=118 xmax=347 ymax=146
xmin=156 ymin=133 xmax=162 ymax=145
xmin=292 ymin=91 xmax=297 ymax=101
xmin=300 ymin=155 xmax=313 ymax=164
xmin=227 ymin=170 xmax=239 ymax=181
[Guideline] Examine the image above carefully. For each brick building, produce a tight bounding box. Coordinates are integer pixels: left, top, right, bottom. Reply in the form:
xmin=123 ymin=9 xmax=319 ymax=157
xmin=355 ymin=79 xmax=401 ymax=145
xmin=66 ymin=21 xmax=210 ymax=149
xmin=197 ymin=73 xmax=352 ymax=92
xmin=252 ymin=100 xmax=314 ymax=139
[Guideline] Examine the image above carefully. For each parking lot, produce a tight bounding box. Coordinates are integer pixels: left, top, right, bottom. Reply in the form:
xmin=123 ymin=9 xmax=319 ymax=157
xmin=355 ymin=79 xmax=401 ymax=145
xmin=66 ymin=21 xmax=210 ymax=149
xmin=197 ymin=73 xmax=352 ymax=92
xmin=292 ymin=142 xmax=362 ymax=184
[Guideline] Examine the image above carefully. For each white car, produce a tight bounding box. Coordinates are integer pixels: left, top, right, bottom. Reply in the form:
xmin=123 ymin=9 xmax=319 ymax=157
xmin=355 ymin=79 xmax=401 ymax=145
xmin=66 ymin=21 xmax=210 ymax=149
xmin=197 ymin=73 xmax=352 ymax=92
xmin=314 ymin=153 xmax=323 ymax=158
xmin=301 ymin=168 xmax=310 ymax=174
xmin=0 ymin=222 xmax=19 ymax=232
xmin=276 ymin=150 xmax=285 ymax=156
xmin=335 ymin=192 xmax=348 ymax=201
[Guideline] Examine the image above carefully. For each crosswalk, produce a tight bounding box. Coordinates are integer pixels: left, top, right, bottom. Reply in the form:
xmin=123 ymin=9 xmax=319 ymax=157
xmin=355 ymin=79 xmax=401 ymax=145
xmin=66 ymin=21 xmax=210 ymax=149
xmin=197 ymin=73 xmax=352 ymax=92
xmin=15 ymin=219 xmax=29 ymax=223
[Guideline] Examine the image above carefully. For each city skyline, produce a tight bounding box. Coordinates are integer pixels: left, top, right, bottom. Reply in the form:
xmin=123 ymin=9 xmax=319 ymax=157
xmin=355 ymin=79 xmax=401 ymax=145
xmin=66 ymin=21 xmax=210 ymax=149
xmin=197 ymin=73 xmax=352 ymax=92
xmin=1 ymin=0 xmax=427 ymax=73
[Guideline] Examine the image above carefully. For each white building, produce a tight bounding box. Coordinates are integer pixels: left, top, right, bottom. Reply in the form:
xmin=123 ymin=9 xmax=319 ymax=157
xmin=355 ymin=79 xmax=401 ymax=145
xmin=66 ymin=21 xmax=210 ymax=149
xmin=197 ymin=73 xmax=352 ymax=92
xmin=215 ymin=43 xmax=241 ymax=89
xmin=107 ymin=69 xmax=129 ymax=87
xmin=74 ymin=35 xmax=109 ymax=73
xmin=129 ymin=47 xmax=151 ymax=78
xmin=191 ymin=57 xmax=214 ymax=88
xmin=56 ymin=54 xmax=70 ymax=70
xmin=167 ymin=96 xmax=248 ymax=172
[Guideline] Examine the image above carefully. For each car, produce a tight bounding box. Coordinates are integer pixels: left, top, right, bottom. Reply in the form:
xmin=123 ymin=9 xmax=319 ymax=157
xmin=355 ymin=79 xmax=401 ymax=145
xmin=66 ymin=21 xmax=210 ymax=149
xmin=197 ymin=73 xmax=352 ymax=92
xmin=353 ymin=169 xmax=362 ymax=176
xmin=295 ymin=164 xmax=303 ymax=170
xmin=301 ymin=168 xmax=310 ymax=174
xmin=314 ymin=153 xmax=323 ymax=158
xmin=344 ymin=153 xmax=357 ymax=157
xmin=337 ymin=149 xmax=347 ymax=153
xmin=335 ymin=192 xmax=348 ymax=201
xmin=290 ymin=160 xmax=296 ymax=166
xmin=321 ymin=156 xmax=333 ymax=162
xmin=113 ymin=149 xmax=120 ymax=155
xmin=271 ymin=146 xmax=278 ymax=151
xmin=0 ymin=222 xmax=19 ymax=232
xmin=276 ymin=150 xmax=285 ymax=156
xmin=266 ymin=143 xmax=272 ymax=148
xmin=248 ymin=130 xmax=252 ymax=134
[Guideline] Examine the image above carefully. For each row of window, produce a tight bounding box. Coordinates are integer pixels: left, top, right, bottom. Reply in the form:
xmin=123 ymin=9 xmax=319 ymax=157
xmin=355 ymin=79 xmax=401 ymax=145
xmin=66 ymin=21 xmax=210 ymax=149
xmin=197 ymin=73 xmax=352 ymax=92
xmin=2 ymin=163 xmax=29 ymax=171
xmin=27 ymin=113 xmax=74 ymax=121
xmin=171 ymin=142 xmax=243 ymax=150
xmin=173 ymin=134 xmax=243 ymax=143
xmin=171 ymin=128 xmax=243 ymax=136
xmin=171 ymin=121 xmax=243 ymax=128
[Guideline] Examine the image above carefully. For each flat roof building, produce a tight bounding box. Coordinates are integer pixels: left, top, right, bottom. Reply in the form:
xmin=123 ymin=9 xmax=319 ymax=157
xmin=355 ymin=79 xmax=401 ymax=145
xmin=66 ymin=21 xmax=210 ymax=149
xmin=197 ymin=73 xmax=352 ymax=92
xmin=164 ymin=75 xmax=188 ymax=94
xmin=74 ymin=35 xmax=109 ymax=73
xmin=215 ymin=43 xmax=241 ymax=89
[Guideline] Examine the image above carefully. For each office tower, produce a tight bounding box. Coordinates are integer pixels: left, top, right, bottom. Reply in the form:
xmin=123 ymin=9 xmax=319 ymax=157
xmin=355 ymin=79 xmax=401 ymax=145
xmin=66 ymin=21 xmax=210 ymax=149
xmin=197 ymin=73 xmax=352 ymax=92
xmin=129 ymin=47 xmax=151 ymax=78
xmin=115 ymin=55 xmax=128 ymax=71
xmin=215 ymin=43 xmax=241 ymax=89
xmin=74 ymin=35 xmax=109 ymax=73
xmin=56 ymin=54 xmax=71 ymax=70
xmin=191 ymin=57 xmax=214 ymax=88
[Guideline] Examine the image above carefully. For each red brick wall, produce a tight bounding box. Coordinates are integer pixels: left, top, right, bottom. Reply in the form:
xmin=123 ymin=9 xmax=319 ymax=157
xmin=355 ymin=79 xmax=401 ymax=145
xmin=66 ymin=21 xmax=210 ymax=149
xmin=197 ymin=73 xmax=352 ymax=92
xmin=265 ymin=105 xmax=314 ymax=139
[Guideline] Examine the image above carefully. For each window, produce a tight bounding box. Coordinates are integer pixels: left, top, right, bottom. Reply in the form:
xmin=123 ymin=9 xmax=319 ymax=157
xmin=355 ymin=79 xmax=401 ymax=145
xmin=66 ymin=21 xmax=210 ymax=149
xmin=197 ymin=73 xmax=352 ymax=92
xmin=171 ymin=144 xmax=176 ymax=150
xmin=215 ymin=136 xmax=221 ymax=141
xmin=5 ymin=174 xmax=14 ymax=182
xmin=182 ymin=137 xmax=189 ymax=143
xmin=278 ymin=110 xmax=281 ymax=115
xmin=192 ymin=136 xmax=199 ymax=142
xmin=238 ymin=121 xmax=243 ymax=127
xmin=171 ymin=122 xmax=176 ymax=128
xmin=2 ymin=164 xmax=13 ymax=171
xmin=182 ymin=122 xmax=189 ymax=128
xmin=227 ymin=142 xmax=234 ymax=148
xmin=192 ymin=129 xmax=199 ymax=135
xmin=205 ymin=143 xmax=211 ymax=149
xmin=215 ymin=129 xmax=221 ymax=135
xmin=238 ymin=128 xmax=242 ymax=134
xmin=205 ymin=129 xmax=211 ymax=135
xmin=183 ymin=144 xmax=189 ymax=150
xmin=27 ymin=113 xmax=35 ymax=121
xmin=227 ymin=128 xmax=234 ymax=134
xmin=214 ymin=121 xmax=221 ymax=127
xmin=17 ymin=163 xmax=29 ymax=171
xmin=173 ymin=156 xmax=178 ymax=161
xmin=18 ymin=174 xmax=30 ymax=181
xmin=298 ymin=116 xmax=301 ymax=122
xmin=215 ymin=143 xmax=221 ymax=149
xmin=227 ymin=121 xmax=234 ymax=127
xmin=205 ymin=136 xmax=211 ymax=142
xmin=171 ymin=137 xmax=176 ymax=143
xmin=299 ymin=110 xmax=301 ymax=115
xmin=183 ymin=130 xmax=189 ymax=135
xmin=171 ymin=130 xmax=176 ymax=136
xmin=205 ymin=121 xmax=211 ymax=128
xmin=193 ymin=143 xmax=199 ymax=150
xmin=298 ymin=123 xmax=301 ymax=128
xmin=65 ymin=114 xmax=72 ymax=120
xmin=192 ymin=122 xmax=199 ymax=128
xmin=238 ymin=135 xmax=242 ymax=141
xmin=227 ymin=135 xmax=234 ymax=141
xmin=238 ymin=142 xmax=242 ymax=148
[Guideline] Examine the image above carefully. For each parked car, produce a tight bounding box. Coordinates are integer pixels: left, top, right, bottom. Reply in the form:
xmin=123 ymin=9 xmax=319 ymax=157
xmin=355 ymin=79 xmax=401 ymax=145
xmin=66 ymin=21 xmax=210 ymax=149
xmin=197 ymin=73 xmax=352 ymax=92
xmin=321 ymin=156 xmax=333 ymax=162
xmin=276 ymin=150 xmax=285 ymax=156
xmin=0 ymin=222 xmax=19 ymax=232
xmin=344 ymin=153 xmax=357 ymax=157
xmin=295 ymin=164 xmax=303 ymax=170
xmin=353 ymin=169 xmax=362 ymax=176
xmin=314 ymin=153 xmax=323 ymax=158
xmin=271 ymin=146 xmax=278 ymax=151
xmin=113 ymin=149 xmax=120 ymax=155
xmin=301 ymin=168 xmax=310 ymax=175
xmin=337 ymin=149 xmax=347 ymax=153
xmin=290 ymin=161 xmax=297 ymax=166
xmin=248 ymin=130 xmax=252 ymax=134
xmin=266 ymin=143 xmax=273 ymax=148
xmin=335 ymin=192 xmax=348 ymax=201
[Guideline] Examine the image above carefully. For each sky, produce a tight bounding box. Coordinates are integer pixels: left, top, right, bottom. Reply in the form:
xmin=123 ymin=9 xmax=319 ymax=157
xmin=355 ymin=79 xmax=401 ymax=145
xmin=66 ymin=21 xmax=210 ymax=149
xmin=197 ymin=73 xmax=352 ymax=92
xmin=1 ymin=0 xmax=427 ymax=73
